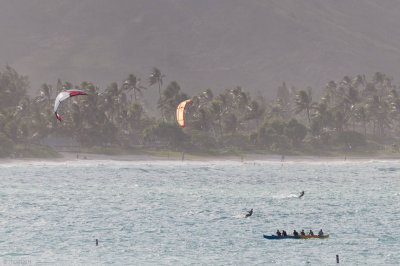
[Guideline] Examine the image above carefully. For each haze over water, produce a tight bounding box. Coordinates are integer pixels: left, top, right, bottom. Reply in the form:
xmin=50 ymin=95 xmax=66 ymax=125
xmin=0 ymin=159 xmax=399 ymax=265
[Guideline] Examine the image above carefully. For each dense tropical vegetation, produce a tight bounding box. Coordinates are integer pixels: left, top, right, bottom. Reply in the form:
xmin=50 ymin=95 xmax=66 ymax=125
xmin=1 ymin=65 xmax=400 ymax=158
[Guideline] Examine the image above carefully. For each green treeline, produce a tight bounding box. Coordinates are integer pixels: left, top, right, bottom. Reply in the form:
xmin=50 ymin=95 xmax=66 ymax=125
xmin=0 ymin=65 xmax=399 ymax=158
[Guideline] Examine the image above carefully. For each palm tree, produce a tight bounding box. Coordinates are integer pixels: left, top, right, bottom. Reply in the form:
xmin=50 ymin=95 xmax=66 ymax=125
xmin=353 ymin=105 xmax=369 ymax=136
xmin=276 ymin=82 xmax=290 ymax=104
xmin=295 ymin=89 xmax=315 ymax=125
xmin=128 ymin=103 xmax=144 ymax=128
xmin=159 ymin=81 xmax=188 ymax=122
xmin=203 ymin=89 xmax=214 ymax=101
xmin=333 ymin=110 xmax=347 ymax=133
xmin=123 ymin=74 xmax=147 ymax=103
xmin=196 ymin=108 xmax=211 ymax=131
xmin=345 ymin=86 xmax=359 ymax=106
xmin=373 ymin=72 xmax=385 ymax=86
xmin=116 ymin=91 xmax=128 ymax=126
xmin=0 ymin=65 xmax=29 ymax=109
xmin=71 ymin=102 xmax=83 ymax=130
xmin=351 ymin=75 xmax=366 ymax=89
xmin=366 ymin=95 xmax=391 ymax=136
xmin=223 ymin=113 xmax=238 ymax=135
xmin=268 ymin=99 xmax=288 ymax=119
xmin=375 ymin=101 xmax=391 ymax=137
xmin=229 ymin=86 xmax=249 ymax=112
xmin=210 ymin=100 xmax=224 ymax=138
xmin=149 ymin=67 xmax=165 ymax=120
xmin=245 ymin=100 xmax=264 ymax=124
xmin=325 ymin=81 xmax=338 ymax=105
xmin=313 ymin=102 xmax=334 ymax=130
xmin=39 ymin=83 xmax=53 ymax=105
xmin=103 ymin=82 xmax=120 ymax=122
xmin=337 ymin=85 xmax=360 ymax=127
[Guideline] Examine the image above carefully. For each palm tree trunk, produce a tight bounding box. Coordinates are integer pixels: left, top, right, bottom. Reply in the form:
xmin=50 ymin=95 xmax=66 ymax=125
xmin=158 ymin=82 xmax=165 ymax=121
xmin=373 ymin=121 xmax=376 ymax=135
xmin=219 ymin=118 xmax=223 ymax=140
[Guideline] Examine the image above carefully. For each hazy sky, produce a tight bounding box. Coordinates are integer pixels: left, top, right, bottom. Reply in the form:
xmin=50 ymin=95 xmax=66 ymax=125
xmin=2 ymin=0 xmax=400 ymax=98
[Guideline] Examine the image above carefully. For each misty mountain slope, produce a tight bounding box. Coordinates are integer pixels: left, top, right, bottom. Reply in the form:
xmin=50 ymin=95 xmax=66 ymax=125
xmin=1 ymin=0 xmax=400 ymax=98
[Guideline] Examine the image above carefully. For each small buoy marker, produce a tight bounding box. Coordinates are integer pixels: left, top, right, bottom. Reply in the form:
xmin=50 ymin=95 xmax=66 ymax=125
xmin=96 ymin=239 xmax=99 ymax=246
xmin=336 ymin=254 xmax=339 ymax=263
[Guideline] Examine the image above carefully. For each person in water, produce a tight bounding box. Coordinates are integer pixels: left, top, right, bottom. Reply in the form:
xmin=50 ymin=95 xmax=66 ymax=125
xmin=245 ymin=208 xmax=253 ymax=218
xmin=282 ymin=230 xmax=287 ymax=236
xmin=299 ymin=191 xmax=305 ymax=198
xmin=309 ymin=229 xmax=314 ymax=236
xmin=293 ymin=230 xmax=299 ymax=236
xmin=276 ymin=230 xmax=282 ymax=236
xmin=300 ymin=230 xmax=306 ymax=236
xmin=318 ymin=229 xmax=324 ymax=236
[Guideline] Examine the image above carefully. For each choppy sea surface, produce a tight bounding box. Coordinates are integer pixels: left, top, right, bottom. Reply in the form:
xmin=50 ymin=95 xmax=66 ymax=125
xmin=0 ymin=159 xmax=399 ymax=265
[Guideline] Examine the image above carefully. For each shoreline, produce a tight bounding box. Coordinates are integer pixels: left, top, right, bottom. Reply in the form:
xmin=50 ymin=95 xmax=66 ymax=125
xmin=1 ymin=151 xmax=400 ymax=164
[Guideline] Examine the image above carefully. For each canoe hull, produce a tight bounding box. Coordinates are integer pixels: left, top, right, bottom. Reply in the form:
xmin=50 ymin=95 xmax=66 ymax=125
xmin=263 ymin=234 xmax=329 ymax=240
xmin=300 ymin=235 xmax=329 ymax=239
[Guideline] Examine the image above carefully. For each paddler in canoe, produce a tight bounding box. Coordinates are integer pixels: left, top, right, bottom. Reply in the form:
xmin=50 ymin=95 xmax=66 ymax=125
xmin=264 ymin=229 xmax=328 ymax=239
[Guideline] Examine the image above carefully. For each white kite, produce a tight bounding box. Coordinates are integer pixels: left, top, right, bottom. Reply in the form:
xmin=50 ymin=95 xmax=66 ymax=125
xmin=54 ymin=89 xmax=87 ymax=121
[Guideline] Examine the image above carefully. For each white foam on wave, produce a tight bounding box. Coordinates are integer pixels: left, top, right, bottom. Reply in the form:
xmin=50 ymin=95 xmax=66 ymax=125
xmin=232 ymin=214 xmax=247 ymax=219
xmin=272 ymin=193 xmax=299 ymax=199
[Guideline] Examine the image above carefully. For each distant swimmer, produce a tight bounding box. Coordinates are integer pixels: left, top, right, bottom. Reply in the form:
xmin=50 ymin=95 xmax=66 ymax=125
xmin=299 ymin=191 xmax=305 ymax=198
xmin=245 ymin=208 xmax=253 ymax=218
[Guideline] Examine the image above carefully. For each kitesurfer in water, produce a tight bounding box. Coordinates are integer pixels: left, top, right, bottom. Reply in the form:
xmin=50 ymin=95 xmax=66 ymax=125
xmin=299 ymin=191 xmax=305 ymax=198
xmin=245 ymin=208 xmax=253 ymax=218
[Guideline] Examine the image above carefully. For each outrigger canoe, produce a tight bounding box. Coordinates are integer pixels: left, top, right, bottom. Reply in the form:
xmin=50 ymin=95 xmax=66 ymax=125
xmin=263 ymin=234 xmax=329 ymax=240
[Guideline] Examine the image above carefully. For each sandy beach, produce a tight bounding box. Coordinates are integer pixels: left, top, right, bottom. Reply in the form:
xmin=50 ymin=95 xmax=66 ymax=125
xmin=2 ymin=151 xmax=399 ymax=164
xmin=51 ymin=150 xmax=400 ymax=162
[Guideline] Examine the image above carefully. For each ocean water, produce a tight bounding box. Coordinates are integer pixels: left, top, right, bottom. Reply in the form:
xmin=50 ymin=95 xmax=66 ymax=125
xmin=0 ymin=159 xmax=399 ymax=265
